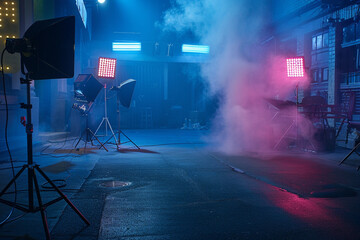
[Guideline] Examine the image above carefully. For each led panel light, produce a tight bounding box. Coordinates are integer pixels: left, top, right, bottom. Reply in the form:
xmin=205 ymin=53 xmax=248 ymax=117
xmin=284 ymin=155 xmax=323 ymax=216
xmin=112 ymin=42 xmax=141 ymax=52
xmin=182 ymin=44 xmax=210 ymax=54
xmin=98 ymin=57 xmax=116 ymax=79
xmin=286 ymin=57 xmax=305 ymax=78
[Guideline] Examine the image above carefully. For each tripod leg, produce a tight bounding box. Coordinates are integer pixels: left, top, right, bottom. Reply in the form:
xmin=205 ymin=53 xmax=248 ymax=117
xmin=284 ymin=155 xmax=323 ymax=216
xmin=74 ymin=137 xmax=82 ymax=149
xmin=32 ymin=170 xmax=51 ymax=240
xmin=74 ymin=127 xmax=87 ymax=149
xmin=84 ymin=137 xmax=88 ymax=150
xmin=103 ymin=134 xmax=113 ymax=145
xmin=88 ymin=128 xmax=108 ymax=152
xmin=89 ymin=129 xmax=94 ymax=146
xmin=120 ymin=130 xmax=140 ymax=149
xmin=336 ymin=118 xmax=346 ymax=138
xmin=85 ymin=128 xmax=94 ymax=146
xmin=105 ymin=118 xmax=119 ymax=145
xmin=339 ymin=142 xmax=360 ymax=165
xmin=274 ymin=120 xmax=295 ymax=150
xmin=0 ymin=165 xmax=27 ymax=196
xmin=35 ymin=166 xmax=90 ymax=225
xmin=93 ymin=118 xmax=105 ymax=138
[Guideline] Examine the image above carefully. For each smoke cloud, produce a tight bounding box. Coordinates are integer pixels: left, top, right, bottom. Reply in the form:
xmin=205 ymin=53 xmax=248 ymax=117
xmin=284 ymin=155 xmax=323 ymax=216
xmin=160 ymin=0 xmax=312 ymax=154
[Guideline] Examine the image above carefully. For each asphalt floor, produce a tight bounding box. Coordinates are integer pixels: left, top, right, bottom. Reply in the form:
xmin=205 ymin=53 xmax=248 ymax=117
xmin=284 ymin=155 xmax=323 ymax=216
xmin=0 ymin=129 xmax=359 ymax=240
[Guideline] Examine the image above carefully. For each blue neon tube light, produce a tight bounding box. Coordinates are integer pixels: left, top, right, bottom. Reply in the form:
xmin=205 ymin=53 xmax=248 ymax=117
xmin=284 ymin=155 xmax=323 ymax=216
xmin=112 ymin=42 xmax=142 ymax=52
xmin=182 ymin=44 xmax=210 ymax=54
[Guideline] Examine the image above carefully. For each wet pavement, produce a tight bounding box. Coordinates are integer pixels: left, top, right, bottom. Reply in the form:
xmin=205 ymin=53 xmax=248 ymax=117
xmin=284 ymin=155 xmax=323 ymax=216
xmin=0 ymin=129 xmax=359 ymax=239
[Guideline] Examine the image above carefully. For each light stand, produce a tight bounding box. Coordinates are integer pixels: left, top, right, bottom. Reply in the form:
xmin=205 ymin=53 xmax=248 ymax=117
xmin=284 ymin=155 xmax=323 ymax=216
xmin=0 ymin=75 xmax=90 ymax=240
xmin=102 ymin=90 xmax=140 ymax=149
xmin=107 ymin=79 xmax=140 ymax=149
xmin=274 ymin=57 xmax=315 ymax=151
xmin=93 ymin=83 xmax=119 ymax=147
xmin=273 ymin=83 xmax=299 ymax=149
xmin=73 ymin=74 xmax=105 ymax=151
xmin=115 ymin=91 xmax=140 ymax=149
xmin=73 ymin=104 xmax=108 ymax=151
xmin=0 ymin=16 xmax=90 ymax=240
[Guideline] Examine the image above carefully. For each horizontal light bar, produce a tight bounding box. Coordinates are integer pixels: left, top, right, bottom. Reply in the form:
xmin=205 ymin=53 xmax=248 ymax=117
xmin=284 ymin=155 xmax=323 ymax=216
xmin=182 ymin=44 xmax=210 ymax=54
xmin=112 ymin=42 xmax=141 ymax=52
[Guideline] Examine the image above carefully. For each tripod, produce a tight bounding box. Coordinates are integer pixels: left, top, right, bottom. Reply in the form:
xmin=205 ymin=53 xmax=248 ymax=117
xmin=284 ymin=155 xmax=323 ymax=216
xmin=273 ymin=84 xmax=316 ymax=151
xmin=0 ymin=75 xmax=90 ymax=240
xmin=74 ymin=110 xmax=108 ymax=151
xmin=93 ymin=83 xmax=118 ymax=147
xmin=111 ymin=88 xmax=140 ymax=149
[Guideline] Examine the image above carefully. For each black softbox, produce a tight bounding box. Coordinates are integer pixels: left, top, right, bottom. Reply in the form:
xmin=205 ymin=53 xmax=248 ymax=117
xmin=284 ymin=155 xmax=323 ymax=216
xmin=74 ymin=74 xmax=104 ymax=103
xmin=6 ymin=16 xmax=75 ymax=80
xmin=112 ymin=79 xmax=136 ymax=108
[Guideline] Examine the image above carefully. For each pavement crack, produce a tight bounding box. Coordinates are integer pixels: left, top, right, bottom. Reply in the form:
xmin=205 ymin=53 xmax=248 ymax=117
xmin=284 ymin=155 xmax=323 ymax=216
xmin=208 ymin=152 xmax=306 ymax=199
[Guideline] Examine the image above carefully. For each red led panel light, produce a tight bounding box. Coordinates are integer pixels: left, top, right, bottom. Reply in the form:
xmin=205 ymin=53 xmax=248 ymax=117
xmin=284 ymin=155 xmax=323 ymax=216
xmin=286 ymin=57 xmax=305 ymax=78
xmin=98 ymin=57 xmax=117 ymax=79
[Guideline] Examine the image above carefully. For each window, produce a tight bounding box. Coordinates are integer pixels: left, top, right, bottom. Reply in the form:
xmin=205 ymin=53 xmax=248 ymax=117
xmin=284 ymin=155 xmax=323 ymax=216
xmin=312 ymin=32 xmax=329 ymax=50
xmin=341 ymin=23 xmax=360 ymax=43
xmin=343 ymin=24 xmax=355 ymax=43
xmin=357 ymin=48 xmax=360 ymax=70
xmin=323 ymin=33 xmax=329 ymax=47
xmin=312 ymin=36 xmax=317 ymax=50
xmin=312 ymin=69 xmax=318 ymax=82
xmin=356 ymin=23 xmax=360 ymax=40
xmin=322 ymin=68 xmax=329 ymax=82
xmin=316 ymin=35 xmax=323 ymax=49
xmin=311 ymin=68 xmax=329 ymax=82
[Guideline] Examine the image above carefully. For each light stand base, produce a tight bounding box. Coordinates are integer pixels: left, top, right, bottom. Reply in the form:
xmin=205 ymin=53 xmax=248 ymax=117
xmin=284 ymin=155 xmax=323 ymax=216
xmin=0 ymin=76 xmax=90 ymax=240
xmin=75 ymin=127 xmax=108 ymax=152
xmin=93 ymin=117 xmax=118 ymax=149
xmin=274 ymin=120 xmax=316 ymax=152
xmin=112 ymin=130 xmax=140 ymax=150
xmin=0 ymin=164 xmax=90 ymax=240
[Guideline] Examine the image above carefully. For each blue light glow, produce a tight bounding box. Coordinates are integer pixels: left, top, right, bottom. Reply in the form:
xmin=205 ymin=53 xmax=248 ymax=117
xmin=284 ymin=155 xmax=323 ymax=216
xmin=75 ymin=0 xmax=87 ymax=28
xmin=98 ymin=0 xmax=105 ymax=4
xmin=182 ymin=44 xmax=210 ymax=54
xmin=112 ymin=42 xmax=142 ymax=52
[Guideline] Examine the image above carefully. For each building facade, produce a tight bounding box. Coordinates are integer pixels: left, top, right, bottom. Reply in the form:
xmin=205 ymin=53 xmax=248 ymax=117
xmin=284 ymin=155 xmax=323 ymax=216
xmin=0 ymin=0 xmax=92 ymax=151
xmin=271 ymin=0 xmax=360 ymax=148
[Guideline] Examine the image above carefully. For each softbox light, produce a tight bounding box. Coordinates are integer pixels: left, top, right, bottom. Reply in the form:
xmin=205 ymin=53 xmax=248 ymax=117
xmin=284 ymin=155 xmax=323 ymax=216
xmin=112 ymin=79 xmax=136 ymax=108
xmin=6 ymin=16 xmax=75 ymax=80
xmin=74 ymin=74 xmax=103 ymax=103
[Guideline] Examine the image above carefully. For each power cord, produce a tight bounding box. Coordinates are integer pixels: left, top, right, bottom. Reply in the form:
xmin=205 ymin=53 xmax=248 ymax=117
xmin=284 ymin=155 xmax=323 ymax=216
xmin=0 ymin=48 xmax=18 ymax=226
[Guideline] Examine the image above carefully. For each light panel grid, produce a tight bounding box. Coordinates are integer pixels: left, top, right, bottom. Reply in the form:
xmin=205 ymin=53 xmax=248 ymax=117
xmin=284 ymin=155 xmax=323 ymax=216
xmin=286 ymin=57 xmax=305 ymax=78
xmin=98 ymin=57 xmax=116 ymax=79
